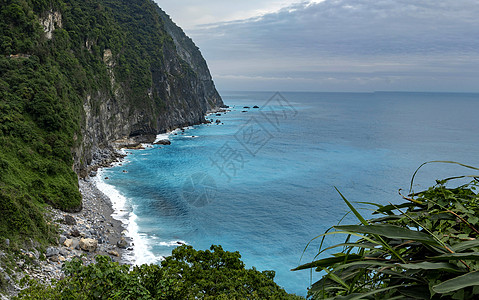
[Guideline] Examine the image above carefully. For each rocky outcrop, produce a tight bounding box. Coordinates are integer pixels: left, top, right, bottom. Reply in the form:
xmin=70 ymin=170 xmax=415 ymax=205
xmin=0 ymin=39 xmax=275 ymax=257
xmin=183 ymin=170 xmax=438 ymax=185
xmin=157 ymin=8 xmax=224 ymax=110
xmin=72 ymin=2 xmax=225 ymax=177
xmin=40 ymin=10 xmax=62 ymax=40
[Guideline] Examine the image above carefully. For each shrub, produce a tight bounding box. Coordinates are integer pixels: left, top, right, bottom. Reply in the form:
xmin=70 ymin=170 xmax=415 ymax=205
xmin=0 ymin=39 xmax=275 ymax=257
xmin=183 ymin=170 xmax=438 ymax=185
xmin=294 ymin=162 xmax=479 ymax=299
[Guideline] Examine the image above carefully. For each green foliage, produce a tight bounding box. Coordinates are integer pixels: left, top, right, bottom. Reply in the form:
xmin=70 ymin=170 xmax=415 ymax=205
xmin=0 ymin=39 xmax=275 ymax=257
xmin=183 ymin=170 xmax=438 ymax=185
xmin=294 ymin=162 xmax=479 ymax=299
xmin=16 ymin=245 xmax=303 ymax=299
xmin=0 ymin=0 xmax=192 ymax=246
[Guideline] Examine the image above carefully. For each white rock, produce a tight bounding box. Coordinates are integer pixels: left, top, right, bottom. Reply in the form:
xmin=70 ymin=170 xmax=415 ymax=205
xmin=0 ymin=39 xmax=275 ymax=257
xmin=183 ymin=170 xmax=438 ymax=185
xmin=79 ymin=238 xmax=98 ymax=252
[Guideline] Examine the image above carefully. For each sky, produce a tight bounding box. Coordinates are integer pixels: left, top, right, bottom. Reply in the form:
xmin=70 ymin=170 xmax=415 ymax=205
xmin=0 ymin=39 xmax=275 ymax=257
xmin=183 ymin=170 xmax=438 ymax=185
xmin=154 ymin=0 xmax=479 ymax=92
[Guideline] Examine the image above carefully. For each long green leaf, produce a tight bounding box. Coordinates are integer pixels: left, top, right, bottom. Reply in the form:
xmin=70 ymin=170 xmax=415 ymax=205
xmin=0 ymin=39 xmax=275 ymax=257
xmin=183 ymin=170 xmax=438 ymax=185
xmin=320 ymin=242 xmax=382 ymax=254
xmin=323 ymin=268 xmax=350 ymax=290
xmin=334 ymin=224 xmax=437 ymax=244
xmin=329 ymin=285 xmax=403 ymax=300
xmin=399 ymin=262 xmax=463 ymax=273
xmin=292 ymin=254 xmax=363 ymax=271
xmin=333 ymin=260 xmax=392 ymax=272
xmin=429 ymin=252 xmax=479 ymax=261
xmin=375 ymin=202 xmax=416 ymax=214
xmin=410 ymin=161 xmax=479 ymax=194
xmin=451 ymin=240 xmax=479 ymax=253
xmin=433 ymin=271 xmax=479 ymax=294
xmin=335 ymin=187 xmax=368 ymax=226
xmin=334 ymin=189 xmax=406 ymax=263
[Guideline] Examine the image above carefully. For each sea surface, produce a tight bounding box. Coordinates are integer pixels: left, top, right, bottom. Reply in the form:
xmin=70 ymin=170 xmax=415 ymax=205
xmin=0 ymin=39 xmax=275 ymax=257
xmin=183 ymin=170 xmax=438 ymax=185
xmin=96 ymin=91 xmax=479 ymax=296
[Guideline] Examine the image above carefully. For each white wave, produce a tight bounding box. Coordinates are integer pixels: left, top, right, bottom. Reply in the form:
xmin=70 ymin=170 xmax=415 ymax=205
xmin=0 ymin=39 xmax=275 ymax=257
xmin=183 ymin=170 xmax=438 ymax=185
xmin=159 ymin=240 xmax=188 ymax=247
xmin=154 ymin=133 xmax=170 ymax=143
xmin=94 ymin=170 xmax=130 ymax=224
xmin=94 ymin=171 xmax=163 ymax=266
xmin=126 ymin=211 xmax=164 ymax=265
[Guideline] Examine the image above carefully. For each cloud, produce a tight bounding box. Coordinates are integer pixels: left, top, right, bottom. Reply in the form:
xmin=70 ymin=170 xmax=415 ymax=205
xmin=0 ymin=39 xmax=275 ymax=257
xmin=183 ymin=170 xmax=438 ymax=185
xmin=184 ymin=0 xmax=479 ymax=91
xmin=153 ymin=0 xmax=305 ymax=29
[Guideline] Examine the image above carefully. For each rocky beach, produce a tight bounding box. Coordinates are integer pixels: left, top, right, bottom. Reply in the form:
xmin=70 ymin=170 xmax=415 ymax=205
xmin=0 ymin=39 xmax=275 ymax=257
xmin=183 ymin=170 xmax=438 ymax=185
xmin=1 ymin=155 xmax=134 ymax=298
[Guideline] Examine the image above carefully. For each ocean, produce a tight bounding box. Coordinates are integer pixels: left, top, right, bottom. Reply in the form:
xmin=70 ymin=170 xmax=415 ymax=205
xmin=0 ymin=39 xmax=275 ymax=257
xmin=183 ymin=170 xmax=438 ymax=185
xmin=95 ymin=91 xmax=479 ymax=296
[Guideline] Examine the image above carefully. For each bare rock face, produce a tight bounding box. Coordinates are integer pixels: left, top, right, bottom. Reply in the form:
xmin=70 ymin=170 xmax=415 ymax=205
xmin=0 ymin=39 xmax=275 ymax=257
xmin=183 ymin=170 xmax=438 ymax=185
xmin=79 ymin=238 xmax=98 ymax=252
xmin=40 ymin=10 xmax=62 ymax=39
xmin=72 ymin=1 xmax=225 ymax=178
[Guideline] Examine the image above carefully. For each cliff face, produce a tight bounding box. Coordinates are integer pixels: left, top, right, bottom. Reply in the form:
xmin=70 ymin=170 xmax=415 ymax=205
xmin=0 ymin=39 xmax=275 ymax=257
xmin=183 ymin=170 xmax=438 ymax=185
xmin=0 ymin=0 xmax=223 ymax=241
xmin=67 ymin=0 xmax=224 ymax=175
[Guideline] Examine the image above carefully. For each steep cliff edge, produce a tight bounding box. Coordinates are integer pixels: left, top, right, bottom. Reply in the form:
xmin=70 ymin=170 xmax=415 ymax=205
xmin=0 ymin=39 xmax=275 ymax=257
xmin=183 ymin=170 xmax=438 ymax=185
xmin=0 ymin=0 xmax=223 ymax=246
xmin=74 ymin=0 xmax=225 ymax=176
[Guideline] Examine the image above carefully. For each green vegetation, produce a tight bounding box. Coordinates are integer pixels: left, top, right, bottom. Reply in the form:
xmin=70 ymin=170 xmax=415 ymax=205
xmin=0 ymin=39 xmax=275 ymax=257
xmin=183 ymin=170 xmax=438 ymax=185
xmin=16 ymin=245 xmax=303 ymax=299
xmin=294 ymin=162 xmax=479 ymax=299
xmin=0 ymin=0 xmax=191 ymax=247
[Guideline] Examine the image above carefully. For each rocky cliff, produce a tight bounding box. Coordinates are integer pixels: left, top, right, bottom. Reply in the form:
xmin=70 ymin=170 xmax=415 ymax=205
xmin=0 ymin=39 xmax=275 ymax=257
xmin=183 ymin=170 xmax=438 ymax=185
xmin=73 ymin=0 xmax=224 ymax=176
xmin=0 ymin=0 xmax=223 ymax=243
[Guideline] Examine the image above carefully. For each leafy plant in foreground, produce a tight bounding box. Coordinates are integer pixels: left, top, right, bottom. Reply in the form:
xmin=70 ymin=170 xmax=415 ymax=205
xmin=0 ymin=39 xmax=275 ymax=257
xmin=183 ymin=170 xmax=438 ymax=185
xmin=17 ymin=245 xmax=303 ymax=299
xmin=294 ymin=161 xmax=479 ymax=299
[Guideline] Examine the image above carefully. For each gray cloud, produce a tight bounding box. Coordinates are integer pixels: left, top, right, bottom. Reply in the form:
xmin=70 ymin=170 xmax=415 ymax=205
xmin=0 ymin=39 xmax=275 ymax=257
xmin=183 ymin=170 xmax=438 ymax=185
xmin=183 ymin=0 xmax=479 ymax=91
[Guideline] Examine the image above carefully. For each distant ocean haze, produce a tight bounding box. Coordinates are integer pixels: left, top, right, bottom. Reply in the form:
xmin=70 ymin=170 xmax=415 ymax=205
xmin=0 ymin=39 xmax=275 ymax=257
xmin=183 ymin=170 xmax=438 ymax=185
xmin=97 ymin=91 xmax=479 ymax=296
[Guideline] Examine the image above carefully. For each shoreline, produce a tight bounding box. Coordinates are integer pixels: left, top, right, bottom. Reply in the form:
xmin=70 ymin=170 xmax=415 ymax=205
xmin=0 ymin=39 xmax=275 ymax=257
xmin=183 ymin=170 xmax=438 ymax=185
xmin=1 ymin=113 xmax=229 ymax=298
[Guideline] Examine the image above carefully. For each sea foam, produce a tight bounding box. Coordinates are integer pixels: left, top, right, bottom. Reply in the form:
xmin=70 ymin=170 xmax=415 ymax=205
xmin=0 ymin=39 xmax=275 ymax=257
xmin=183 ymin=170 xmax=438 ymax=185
xmin=94 ymin=169 xmax=163 ymax=265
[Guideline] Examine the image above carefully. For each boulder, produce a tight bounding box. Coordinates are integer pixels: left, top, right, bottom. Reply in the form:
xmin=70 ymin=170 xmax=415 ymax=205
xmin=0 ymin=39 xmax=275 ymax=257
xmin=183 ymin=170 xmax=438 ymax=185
xmin=46 ymin=247 xmax=59 ymax=257
xmin=64 ymin=215 xmax=77 ymax=225
xmin=70 ymin=228 xmax=81 ymax=237
xmin=108 ymin=250 xmax=120 ymax=257
xmin=79 ymin=238 xmax=98 ymax=252
xmin=253 ymin=105 xmax=260 ymax=108
xmin=117 ymin=237 xmax=128 ymax=249
xmin=63 ymin=239 xmax=73 ymax=248
xmin=154 ymin=139 xmax=171 ymax=145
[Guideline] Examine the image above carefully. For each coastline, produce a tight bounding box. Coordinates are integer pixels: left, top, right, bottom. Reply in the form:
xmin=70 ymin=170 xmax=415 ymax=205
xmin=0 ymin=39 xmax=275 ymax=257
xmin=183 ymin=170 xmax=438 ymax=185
xmin=1 ymin=176 xmax=132 ymax=297
xmin=1 ymin=113 xmax=230 ymax=298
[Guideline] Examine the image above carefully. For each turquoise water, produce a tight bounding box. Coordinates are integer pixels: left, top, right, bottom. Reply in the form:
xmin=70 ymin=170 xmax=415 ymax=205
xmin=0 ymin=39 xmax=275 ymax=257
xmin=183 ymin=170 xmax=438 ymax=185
xmin=98 ymin=91 xmax=479 ymax=296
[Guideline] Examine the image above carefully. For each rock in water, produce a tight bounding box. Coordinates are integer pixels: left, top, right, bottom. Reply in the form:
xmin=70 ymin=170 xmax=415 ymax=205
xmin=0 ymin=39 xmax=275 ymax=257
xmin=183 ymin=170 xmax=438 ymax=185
xmin=154 ymin=139 xmax=171 ymax=145
xmin=79 ymin=238 xmax=98 ymax=252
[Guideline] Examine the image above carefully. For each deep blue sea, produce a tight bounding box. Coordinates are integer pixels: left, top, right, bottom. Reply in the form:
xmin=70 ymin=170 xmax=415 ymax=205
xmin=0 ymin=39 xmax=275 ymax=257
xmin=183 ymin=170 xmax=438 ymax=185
xmin=96 ymin=91 xmax=479 ymax=296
